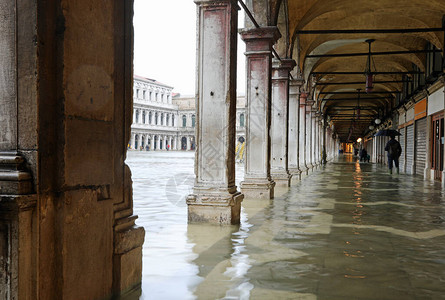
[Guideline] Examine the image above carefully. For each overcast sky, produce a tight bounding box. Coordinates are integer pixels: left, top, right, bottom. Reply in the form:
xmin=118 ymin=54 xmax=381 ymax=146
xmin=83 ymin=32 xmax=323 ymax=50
xmin=133 ymin=0 xmax=245 ymax=96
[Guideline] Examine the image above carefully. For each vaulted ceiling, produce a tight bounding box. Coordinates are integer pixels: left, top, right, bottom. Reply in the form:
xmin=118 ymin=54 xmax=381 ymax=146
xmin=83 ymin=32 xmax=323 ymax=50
xmin=253 ymin=0 xmax=445 ymax=141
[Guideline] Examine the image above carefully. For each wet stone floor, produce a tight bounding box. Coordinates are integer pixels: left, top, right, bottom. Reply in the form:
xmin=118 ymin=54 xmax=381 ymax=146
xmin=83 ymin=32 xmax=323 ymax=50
xmin=126 ymin=152 xmax=445 ymax=300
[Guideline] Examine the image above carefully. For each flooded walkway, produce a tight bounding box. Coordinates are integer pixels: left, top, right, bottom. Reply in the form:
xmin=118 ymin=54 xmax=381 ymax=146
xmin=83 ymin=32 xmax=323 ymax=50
xmin=127 ymin=152 xmax=445 ymax=300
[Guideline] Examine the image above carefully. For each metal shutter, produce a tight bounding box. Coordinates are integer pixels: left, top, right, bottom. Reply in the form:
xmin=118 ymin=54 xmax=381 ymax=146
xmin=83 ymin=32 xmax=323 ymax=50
xmin=406 ymin=125 xmax=414 ymax=174
xmin=399 ymin=133 xmax=405 ymax=171
xmin=415 ymin=118 xmax=427 ymax=176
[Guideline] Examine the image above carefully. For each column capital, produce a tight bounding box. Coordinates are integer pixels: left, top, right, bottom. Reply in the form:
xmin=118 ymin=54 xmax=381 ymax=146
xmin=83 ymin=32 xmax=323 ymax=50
xmin=239 ymin=26 xmax=281 ymax=53
xmin=195 ymin=0 xmax=237 ymax=4
xmin=306 ymin=99 xmax=315 ymax=106
xmin=272 ymin=59 xmax=297 ymax=80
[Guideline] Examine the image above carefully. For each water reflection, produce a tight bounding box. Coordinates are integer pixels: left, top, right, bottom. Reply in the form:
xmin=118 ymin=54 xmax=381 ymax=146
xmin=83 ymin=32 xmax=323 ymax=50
xmin=127 ymin=151 xmax=445 ymax=300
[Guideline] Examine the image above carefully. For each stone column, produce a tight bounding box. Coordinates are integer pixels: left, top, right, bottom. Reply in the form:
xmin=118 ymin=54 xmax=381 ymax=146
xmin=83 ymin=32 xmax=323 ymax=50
xmin=187 ymin=0 xmax=243 ymax=225
xmin=322 ymin=119 xmax=327 ymax=164
xmin=306 ymin=100 xmax=314 ymax=170
xmin=239 ymin=26 xmax=280 ymax=199
xmin=270 ymin=59 xmax=296 ymax=187
xmin=288 ymin=79 xmax=303 ymax=179
xmin=299 ymin=93 xmax=309 ymax=174
xmin=186 ymin=136 xmax=191 ymax=151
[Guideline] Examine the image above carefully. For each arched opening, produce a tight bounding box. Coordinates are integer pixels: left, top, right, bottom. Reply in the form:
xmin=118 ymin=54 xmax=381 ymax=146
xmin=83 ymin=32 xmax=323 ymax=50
xmin=160 ymin=137 xmax=163 ymax=149
xmin=149 ymin=111 xmax=152 ymax=124
xmin=181 ymin=137 xmax=187 ymax=150
xmin=240 ymin=113 xmax=245 ymax=127
xmin=182 ymin=115 xmax=187 ymax=127
xmin=135 ymin=134 xmax=139 ymax=150
xmin=135 ymin=109 xmax=139 ymax=123
xmin=154 ymin=135 xmax=158 ymax=150
xmin=141 ymin=135 xmax=145 ymax=149
xmin=191 ymin=114 xmax=196 ymax=127
xmin=161 ymin=113 xmax=164 ymax=125
xmin=155 ymin=112 xmax=158 ymax=125
xmin=172 ymin=115 xmax=175 ymax=127
xmin=142 ymin=111 xmax=146 ymax=124
xmin=166 ymin=114 xmax=169 ymax=126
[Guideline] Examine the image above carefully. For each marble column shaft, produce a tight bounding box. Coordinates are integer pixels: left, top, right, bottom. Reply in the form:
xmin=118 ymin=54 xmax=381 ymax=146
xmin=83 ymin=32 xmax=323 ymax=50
xmin=299 ymin=94 xmax=309 ymax=174
xmin=187 ymin=0 xmax=243 ymax=225
xmin=239 ymin=26 xmax=281 ymax=199
xmin=288 ymin=79 xmax=303 ymax=178
xmin=270 ymin=59 xmax=296 ymax=187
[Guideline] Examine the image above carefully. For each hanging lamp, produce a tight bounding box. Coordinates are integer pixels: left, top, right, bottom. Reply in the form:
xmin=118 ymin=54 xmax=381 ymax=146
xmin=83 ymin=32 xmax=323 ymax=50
xmin=364 ymin=39 xmax=376 ymax=93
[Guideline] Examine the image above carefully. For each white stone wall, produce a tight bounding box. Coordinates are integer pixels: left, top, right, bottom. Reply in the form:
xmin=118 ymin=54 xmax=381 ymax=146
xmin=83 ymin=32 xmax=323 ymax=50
xmin=130 ymin=76 xmax=245 ymax=151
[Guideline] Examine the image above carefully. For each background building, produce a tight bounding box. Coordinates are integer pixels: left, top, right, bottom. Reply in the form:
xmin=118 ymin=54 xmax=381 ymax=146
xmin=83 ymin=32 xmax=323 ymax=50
xmin=130 ymin=75 xmax=245 ymax=151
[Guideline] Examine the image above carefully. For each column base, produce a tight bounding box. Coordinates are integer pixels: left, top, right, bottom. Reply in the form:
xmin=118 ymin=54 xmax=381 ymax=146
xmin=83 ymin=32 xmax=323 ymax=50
xmin=240 ymin=179 xmax=275 ymax=199
xmin=113 ymin=225 xmax=145 ymax=296
xmin=271 ymin=171 xmax=292 ymax=187
xmin=186 ymin=192 xmax=243 ymax=225
xmin=289 ymin=167 xmax=302 ymax=181
xmin=442 ymin=171 xmax=445 ymax=188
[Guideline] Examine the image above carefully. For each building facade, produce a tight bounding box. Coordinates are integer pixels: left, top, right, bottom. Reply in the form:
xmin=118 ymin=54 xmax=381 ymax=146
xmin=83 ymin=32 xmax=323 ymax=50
xmin=130 ymin=75 xmax=246 ymax=151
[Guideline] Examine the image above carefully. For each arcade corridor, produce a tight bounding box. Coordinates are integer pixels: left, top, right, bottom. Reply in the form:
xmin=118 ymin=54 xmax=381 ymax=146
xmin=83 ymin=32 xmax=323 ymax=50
xmin=129 ymin=153 xmax=445 ymax=299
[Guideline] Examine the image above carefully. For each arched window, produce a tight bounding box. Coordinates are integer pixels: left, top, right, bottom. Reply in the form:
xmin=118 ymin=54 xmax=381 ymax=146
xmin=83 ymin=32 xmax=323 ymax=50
xmin=143 ymin=90 xmax=146 ymax=99
xmin=155 ymin=112 xmax=158 ymax=125
xmin=192 ymin=114 xmax=196 ymax=128
xmin=135 ymin=134 xmax=139 ymax=149
xmin=240 ymin=113 xmax=245 ymax=127
xmin=172 ymin=115 xmax=175 ymax=127
xmin=166 ymin=114 xmax=169 ymax=126
xmin=149 ymin=111 xmax=152 ymax=124
xmin=182 ymin=115 xmax=187 ymax=127
xmin=142 ymin=111 xmax=146 ymax=124
xmin=136 ymin=89 xmax=140 ymax=98
xmin=161 ymin=113 xmax=164 ymax=125
xmin=135 ymin=110 xmax=139 ymax=123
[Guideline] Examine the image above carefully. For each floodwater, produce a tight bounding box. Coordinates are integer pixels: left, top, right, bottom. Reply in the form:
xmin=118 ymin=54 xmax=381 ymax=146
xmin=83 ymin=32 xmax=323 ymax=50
xmin=126 ymin=152 xmax=445 ymax=300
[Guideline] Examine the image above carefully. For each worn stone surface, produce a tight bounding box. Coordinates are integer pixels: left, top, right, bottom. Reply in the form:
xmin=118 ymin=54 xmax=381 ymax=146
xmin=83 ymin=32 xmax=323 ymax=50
xmin=240 ymin=27 xmax=280 ymax=199
xmin=189 ymin=0 xmax=243 ymax=224
xmin=0 ymin=0 xmax=143 ymax=299
xmin=270 ymin=59 xmax=295 ymax=187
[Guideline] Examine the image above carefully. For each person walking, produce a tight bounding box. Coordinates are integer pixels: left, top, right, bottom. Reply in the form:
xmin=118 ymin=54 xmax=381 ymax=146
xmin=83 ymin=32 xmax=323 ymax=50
xmin=384 ymin=134 xmax=402 ymax=174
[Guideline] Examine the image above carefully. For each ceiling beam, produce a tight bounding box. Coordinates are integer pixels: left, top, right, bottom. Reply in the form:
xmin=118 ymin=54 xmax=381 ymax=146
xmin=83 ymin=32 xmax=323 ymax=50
xmin=316 ymin=80 xmax=405 ymax=85
xmin=322 ymin=97 xmax=389 ymax=101
xmin=319 ymin=91 xmax=399 ymax=95
xmin=295 ymin=28 xmax=444 ymax=34
xmin=312 ymin=71 xmax=422 ymax=75
xmin=306 ymin=49 xmax=441 ymax=58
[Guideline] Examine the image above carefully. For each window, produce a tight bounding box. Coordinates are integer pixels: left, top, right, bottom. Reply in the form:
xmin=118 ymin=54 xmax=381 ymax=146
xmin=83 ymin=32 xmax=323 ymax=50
xmin=161 ymin=113 xmax=164 ymax=125
xmin=240 ymin=114 xmax=245 ymax=127
xmin=136 ymin=89 xmax=139 ymax=98
xmin=143 ymin=90 xmax=146 ymax=99
xmin=166 ymin=114 xmax=169 ymax=126
xmin=182 ymin=115 xmax=187 ymax=127
xmin=142 ymin=111 xmax=146 ymax=124
xmin=172 ymin=115 xmax=175 ymax=127
xmin=155 ymin=112 xmax=158 ymax=125
xmin=192 ymin=114 xmax=196 ymax=128
xmin=135 ymin=110 xmax=139 ymax=123
xmin=149 ymin=111 xmax=152 ymax=124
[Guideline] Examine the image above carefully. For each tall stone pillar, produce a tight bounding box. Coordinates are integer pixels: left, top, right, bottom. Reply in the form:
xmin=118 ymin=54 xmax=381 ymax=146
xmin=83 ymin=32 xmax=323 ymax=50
xmin=288 ymin=79 xmax=304 ymax=179
xmin=270 ymin=59 xmax=296 ymax=187
xmin=187 ymin=0 xmax=243 ymax=225
xmin=239 ymin=26 xmax=280 ymax=199
xmin=314 ymin=113 xmax=320 ymax=166
xmin=306 ymin=100 xmax=314 ymax=169
xmin=322 ymin=119 xmax=327 ymax=164
xmin=299 ymin=93 xmax=309 ymax=174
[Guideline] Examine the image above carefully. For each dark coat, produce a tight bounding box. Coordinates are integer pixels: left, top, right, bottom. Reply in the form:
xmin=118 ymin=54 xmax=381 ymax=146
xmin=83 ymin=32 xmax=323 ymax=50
xmin=385 ymin=139 xmax=402 ymax=158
